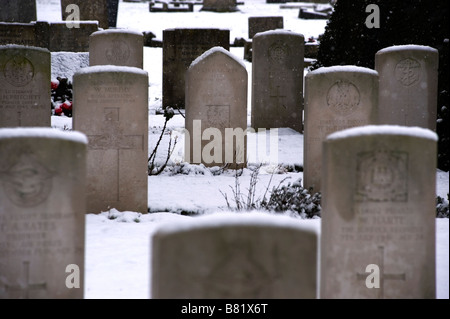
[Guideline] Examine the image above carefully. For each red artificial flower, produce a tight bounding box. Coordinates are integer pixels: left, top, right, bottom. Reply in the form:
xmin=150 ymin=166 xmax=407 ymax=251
xmin=54 ymin=106 xmax=63 ymax=115
xmin=62 ymin=101 xmax=72 ymax=112
xmin=51 ymin=80 xmax=59 ymax=90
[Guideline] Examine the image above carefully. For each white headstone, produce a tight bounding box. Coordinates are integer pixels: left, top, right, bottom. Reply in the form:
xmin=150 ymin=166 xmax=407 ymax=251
xmin=375 ymin=45 xmax=439 ymax=131
xmin=73 ymin=66 xmax=148 ymax=214
xmin=152 ymin=213 xmax=318 ymax=298
xmin=185 ymin=47 xmax=248 ymax=168
xmin=321 ymin=125 xmax=437 ymax=299
xmin=0 ymin=128 xmax=87 ymax=299
xmin=304 ymin=66 xmax=378 ymax=192
xmin=0 ymin=45 xmax=51 ymax=128
xmin=89 ymin=30 xmax=144 ymax=68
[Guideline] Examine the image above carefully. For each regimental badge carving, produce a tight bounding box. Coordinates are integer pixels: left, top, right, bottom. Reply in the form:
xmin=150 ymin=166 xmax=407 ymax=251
xmin=206 ymin=105 xmax=230 ymax=129
xmin=105 ymin=39 xmax=131 ymax=65
xmin=205 ymin=242 xmax=272 ymax=298
xmin=327 ymin=80 xmax=360 ymax=116
xmin=355 ymin=149 xmax=408 ymax=202
xmin=0 ymin=153 xmax=54 ymax=207
xmin=395 ymin=58 xmax=421 ymax=87
xmin=3 ymin=56 xmax=34 ymax=87
xmin=268 ymin=41 xmax=290 ymax=64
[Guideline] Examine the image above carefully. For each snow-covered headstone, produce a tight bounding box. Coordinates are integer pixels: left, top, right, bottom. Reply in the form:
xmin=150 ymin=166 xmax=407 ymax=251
xmin=0 ymin=128 xmax=87 ymax=299
xmin=251 ymin=30 xmax=304 ymax=132
xmin=185 ymin=47 xmax=247 ymax=168
xmin=61 ymin=0 xmax=109 ymax=29
xmin=0 ymin=0 xmax=36 ymax=23
xmin=304 ymin=66 xmax=378 ymax=192
xmin=321 ymin=125 xmax=437 ymax=299
xmin=73 ymin=66 xmax=148 ymax=214
xmin=201 ymin=0 xmax=238 ymax=12
xmin=0 ymin=45 xmax=51 ymax=128
xmin=152 ymin=213 xmax=318 ymax=298
xmin=375 ymin=45 xmax=438 ymax=131
xmin=248 ymin=16 xmax=284 ymax=39
xmin=163 ymin=28 xmax=229 ymax=109
xmin=89 ymin=30 xmax=143 ymax=68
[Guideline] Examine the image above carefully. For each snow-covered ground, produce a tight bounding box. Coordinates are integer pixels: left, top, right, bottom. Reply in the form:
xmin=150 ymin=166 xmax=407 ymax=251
xmin=35 ymin=0 xmax=449 ymax=299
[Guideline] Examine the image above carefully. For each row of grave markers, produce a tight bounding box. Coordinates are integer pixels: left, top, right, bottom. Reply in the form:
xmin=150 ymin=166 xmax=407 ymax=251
xmin=0 ymin=124 xmax=437 ymax=299
xmin=0 ymin=33 xmax=439 ymax=195
xmin=0 ymin=29 xmax=440 ymax=298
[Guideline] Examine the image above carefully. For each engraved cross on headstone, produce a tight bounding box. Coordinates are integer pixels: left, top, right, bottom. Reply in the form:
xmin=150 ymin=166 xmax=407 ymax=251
xmin=270 ymin=85 xmax=286 ymax=110
xmin=87 ymin=107 xmax=144 ymax=201
xmin=357 ymin=245 xmax=406 ymax=299
xmin=1 ymin=261 xmax=47 ymax=299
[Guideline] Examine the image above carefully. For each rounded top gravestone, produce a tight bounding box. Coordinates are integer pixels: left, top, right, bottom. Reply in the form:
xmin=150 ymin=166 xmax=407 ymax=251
xmin=0 ymin=45 xmax=51 ymax=128
xmin=89 ymin=29 xmax=144 ymax=68
xmin=152 ymin=213 xmax=318 ymax=299
xmin=321 ymin=125 xmax=437 ymax=299
xmin=73 ymin=65 xmax=149 ymax=214
xmin=375 ymin=44 xmax=439 ymax=131
xmin=0 ymin=127 xmax=87 ymax=299
xmin=303 ymin=65 xmax=379 ymax=193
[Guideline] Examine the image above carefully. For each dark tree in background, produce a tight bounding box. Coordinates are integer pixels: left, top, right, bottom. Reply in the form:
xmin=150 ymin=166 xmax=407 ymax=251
xmin=314 ymin=0 xmax=449 ymax=171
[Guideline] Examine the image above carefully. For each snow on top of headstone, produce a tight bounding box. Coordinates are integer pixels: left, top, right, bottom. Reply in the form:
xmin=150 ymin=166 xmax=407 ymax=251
xmin=308 ymin=65 xmax=378 ymax=76
xmin=326 ymin=125 xmax=438 ymax=142
xmin=254 ymin=29 xmax=304 ymax=38
xmin=75 ymin=65 xmax=148 ymax=76
xmin=91 ymin=29 xmax=143 ymax=37
xmin=189 ymin=46 xmax=246 ymax=70
xmin=0 ymin=128 xmax=88 ymax=144
xmin=0 ymin=44 xmax=50 ymax=53
xmin=153 ymin=212 xmax=319 ymax=236
xmin=377 ymin=44 xmax=438 ymax=55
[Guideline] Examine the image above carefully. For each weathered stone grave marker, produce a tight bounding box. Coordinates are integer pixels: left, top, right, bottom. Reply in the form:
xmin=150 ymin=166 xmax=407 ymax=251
xmin=0 ymin=0 xmax=36 ymax=23
xmin=0 ymin=45 xmax=50 ymax=127
xmin=163 ymin=28 xmax=229 ymax=109
xmin=49 ymin=22 xmax=99 ymax=52
xmin=152 ymin=213 xmax=318 ymax=298
xmin=304 ymin=66 xmax=378 ymax=192
xmin=90 ymin=30 xmax=144 ymax=68
xmin=61 ymin=0 xmax=109 ymax=29
xmin=0 ymin=128 xmax=87 ymax=299
xmin=321 ymin=125 xmax=437 ymax=299
xmin=248 ymin=16 xmax=284 ymax=39
xmin=185 ymin=47 xmax=247 ymax=167
xmin=201 ymin=0 xmax=238 ymax=12
xmin=244 ymin=16 xmax=284 ymax=61
xmin=0 ymin=21 xmax=99 ymax=52
xmin=251 ymin=30 xmax=304 ymax=132
xmin=375 ymin=45 xmax=438 ymax=131
xmin=73 ymin=66 xmax=148 ymax=213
